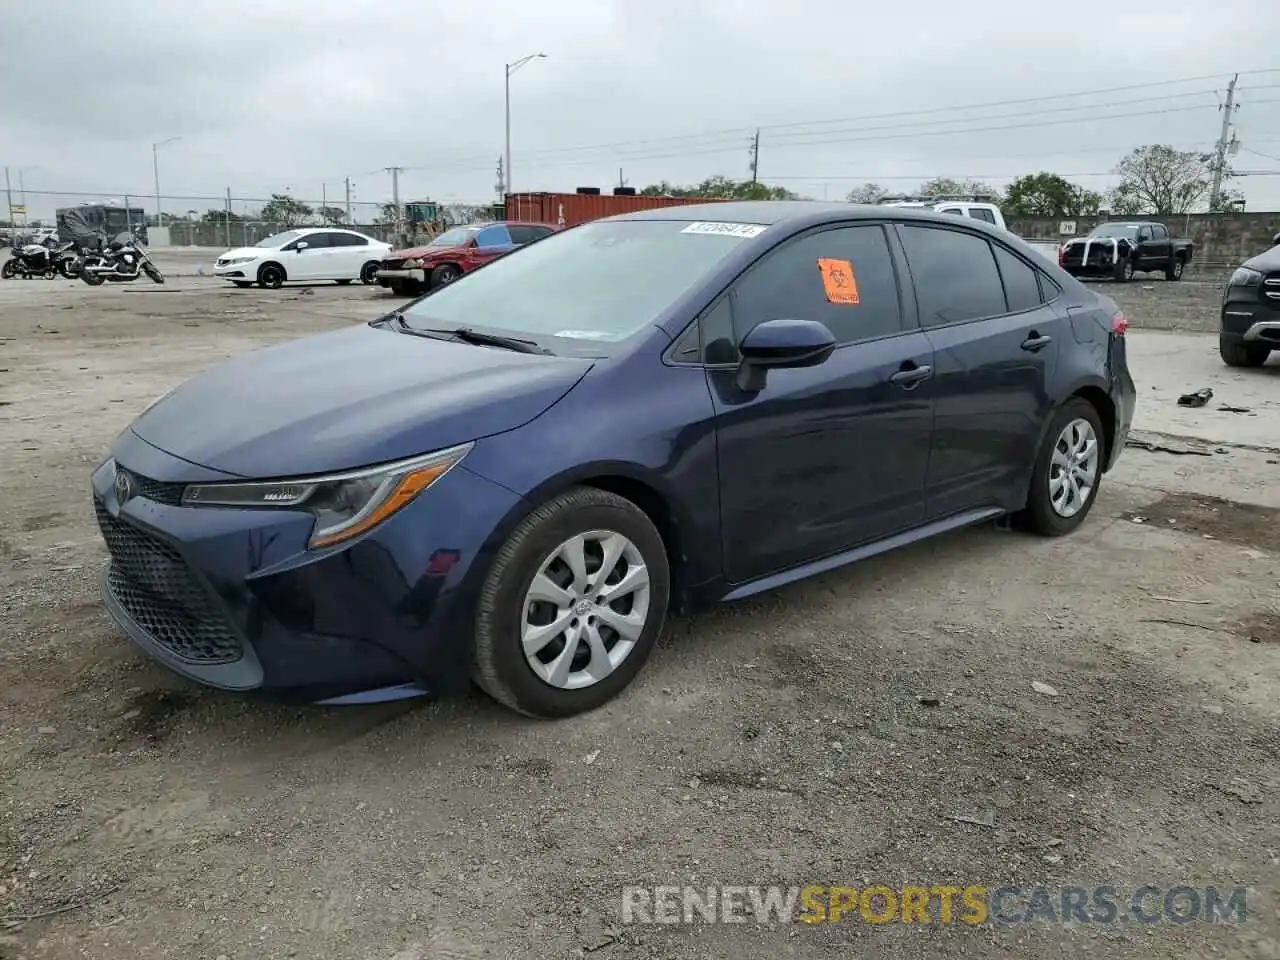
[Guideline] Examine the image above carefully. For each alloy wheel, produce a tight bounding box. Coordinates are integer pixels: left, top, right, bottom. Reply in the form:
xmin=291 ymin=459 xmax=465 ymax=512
xmin=1049 ymin=418 xmax=1099 ymax=518
xmin=521 ymin=530 xmax=651 ymax=690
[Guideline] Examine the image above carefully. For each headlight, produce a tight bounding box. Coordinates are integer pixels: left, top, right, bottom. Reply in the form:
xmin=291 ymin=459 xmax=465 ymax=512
xmin=404 ymin=258 xmax=422 ymax=268
xmin=181 ymin=443 xmax=472 ymax=549
xmin=1228 ymin=266 xmax=1263 ymax=288
xmin=225 ymin=256 xmax=256 ymax=266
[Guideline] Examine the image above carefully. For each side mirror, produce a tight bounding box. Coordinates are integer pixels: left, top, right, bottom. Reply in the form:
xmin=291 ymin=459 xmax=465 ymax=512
xmin=736 ymin=318 xmax=836 ymax=392
xmin=294 ymin=241 xmax=309 ymax=252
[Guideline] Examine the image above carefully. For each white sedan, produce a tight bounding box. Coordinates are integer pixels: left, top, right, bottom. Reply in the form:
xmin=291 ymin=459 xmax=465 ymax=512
xmin=214 ymin=228 xmax=390 ymax=289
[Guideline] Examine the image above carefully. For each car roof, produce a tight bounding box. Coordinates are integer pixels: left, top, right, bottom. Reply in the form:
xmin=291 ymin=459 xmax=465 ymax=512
xmin=600 ymin=199 xmax=999 ymax=230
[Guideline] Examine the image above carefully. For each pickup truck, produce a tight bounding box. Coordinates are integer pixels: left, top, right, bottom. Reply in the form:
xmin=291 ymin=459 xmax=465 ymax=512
xmin=878 ymin=195 xmax=1009 ymax=231
xmin=1059 ymin=221 xmax=1194 ymax=282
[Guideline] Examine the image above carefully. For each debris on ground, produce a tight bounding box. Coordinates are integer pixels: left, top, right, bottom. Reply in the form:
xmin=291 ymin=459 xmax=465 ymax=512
xmin=1177 ymin=387 xmax=1214 ymax=408
xmin=1032 ymin=681 xmax=1060 ymax=697
xmin=1126 ymin=436 xmax=1212 ymax=456
xmin=1219 ymin=405 xmax=1252 ymax=413
xmin=951 ymin=809 xmax=997 ymax=828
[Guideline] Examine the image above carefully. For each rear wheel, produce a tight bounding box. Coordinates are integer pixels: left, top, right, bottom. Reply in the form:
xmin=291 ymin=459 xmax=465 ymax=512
xmin=360 ymin=261 xmax=380 ymax=284
xmin=257 ymin=263 xmax=285 ymax=289
xmin=79 ymin=262 xmax=105 ymax=286
xmin=1017 ymin=398 xmax=1105 ymax=537
xmin=1219 ymin=336 xmax=1270 ymax=368
xmin=473 ymin=487 xmax=671 ymax=718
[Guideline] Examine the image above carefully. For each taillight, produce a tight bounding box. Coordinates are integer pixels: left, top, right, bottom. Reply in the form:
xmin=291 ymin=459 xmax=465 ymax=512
xmin=1110 ymin=311 xmax=1127 ymax=336
xmin=1058 ymin=246 xmax=1065 ymax=266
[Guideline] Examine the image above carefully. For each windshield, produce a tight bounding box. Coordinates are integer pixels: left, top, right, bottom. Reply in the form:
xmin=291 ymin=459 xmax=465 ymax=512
xmin=428 ymin=226 xmax=478 ymax=247
xmin=256 ymin=230 xmax=302 ymax=248
xmin=400 ymin=219 xmax=760 ymax=352
xmin=1088 ymin=223 xmax=1140 ymax=240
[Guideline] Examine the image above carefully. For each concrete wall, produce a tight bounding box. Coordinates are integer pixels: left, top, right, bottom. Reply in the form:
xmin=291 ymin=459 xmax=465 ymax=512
xmin=1007 ymin=212 xmax=1280 ymax=276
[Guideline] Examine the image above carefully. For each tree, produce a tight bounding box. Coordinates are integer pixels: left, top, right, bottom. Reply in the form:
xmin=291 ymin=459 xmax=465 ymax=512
xmin=1003 ymin=172 xmax=1103 ymax=217
xmin=259 ymin=193 xmax=314 ymax=226
xmin=845 ymin=183 xmax=888 ymax=204
xmin=917 ymin=177 xmax=1002 ymax=202
xmin=637 ymin=176 xmax=799 ymax=201
xmin=317 ymin=206 xmax=347 ymax=224
xmin=201 ymin=209 xmax=242 ymax=222
xmin=1110 ymin=145 xmax=1215 ymax=215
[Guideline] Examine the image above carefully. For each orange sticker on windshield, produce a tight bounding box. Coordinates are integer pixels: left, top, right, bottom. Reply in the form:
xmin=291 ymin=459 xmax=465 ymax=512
xmin=817 ymin=258 xmax=859 ymax=305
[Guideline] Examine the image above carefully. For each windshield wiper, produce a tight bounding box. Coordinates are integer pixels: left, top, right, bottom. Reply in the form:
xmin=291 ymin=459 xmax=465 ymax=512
xmin=422 ymin=326 xmax=552 ymax=355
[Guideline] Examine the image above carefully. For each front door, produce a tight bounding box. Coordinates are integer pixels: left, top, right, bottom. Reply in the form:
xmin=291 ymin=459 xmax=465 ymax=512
xmin=472 ymin=224 xmax=517 ymax=268
xmin=709 ymin=222 xmax=936 ymax=585
xmin=893 ymin=223 xmax=1063 ymax=518
xmin=290 ymin=232 xmax=330 ymax=281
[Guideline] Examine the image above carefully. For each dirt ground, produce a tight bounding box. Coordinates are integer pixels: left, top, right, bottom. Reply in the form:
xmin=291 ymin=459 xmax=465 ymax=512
xmin=0 ymin=269 xmax=1277 ymax=960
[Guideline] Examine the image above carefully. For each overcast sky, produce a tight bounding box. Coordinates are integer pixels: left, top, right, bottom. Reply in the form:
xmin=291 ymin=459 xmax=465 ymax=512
xmin=2 ymin=0 xmax=1279 ymax=221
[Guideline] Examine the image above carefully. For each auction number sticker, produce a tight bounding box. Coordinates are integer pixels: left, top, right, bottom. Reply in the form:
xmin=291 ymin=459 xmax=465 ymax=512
xmin=680 ymin=222 xmax=767 ymax=239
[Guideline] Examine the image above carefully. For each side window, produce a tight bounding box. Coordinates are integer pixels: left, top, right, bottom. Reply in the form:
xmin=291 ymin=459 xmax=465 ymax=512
xmin=1152 ymin=224 xmax=1168 ymax=240
xmin=475 ymin=225 xmax=513 ymax=248
xmin=939 ymin=207 xmax=965 ymax=217
xmin=1137 ymin=225 xmax=1153 ymax=241
xmin=971 ymin=208 xmax=997 ymax=225
xmin=992 ymin=244 xmax=1043 ymax=313
xmin=507 ymin=226 xmax=533 ymax=244
xmin=732 ymin=224 xmax=903 ymax=345
xmin=297 ymin=232 xmax=330 ymax=249
xmin=701 ymin=297 xmax=738 ymax=365
xmin=332 ymin=232 xmax=367 ymax=247
xmin=897 ymin=225 xmax=1006 ymax=326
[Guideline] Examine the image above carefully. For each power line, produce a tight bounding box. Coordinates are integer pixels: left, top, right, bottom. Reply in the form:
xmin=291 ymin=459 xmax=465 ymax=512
xmin=399 ymin=69 xmax=1280 ymax=171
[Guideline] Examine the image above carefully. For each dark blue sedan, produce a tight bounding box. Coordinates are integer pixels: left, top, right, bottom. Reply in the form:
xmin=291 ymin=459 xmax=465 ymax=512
xmin=92 ymin=202 xmax=1136 ymax=717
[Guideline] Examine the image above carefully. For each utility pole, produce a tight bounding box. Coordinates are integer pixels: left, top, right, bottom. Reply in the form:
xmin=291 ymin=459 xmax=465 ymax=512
xmin=3 ymin=167 xmax=12 ymax=230
xmin=344 ymin=177 xmax=352 ymax=224
xmin=749 ymin=128 xmax=760 ymax=184
xmin=504 ymin=53 xmax=547 ymax=198
xmin=495 ymin=156 xmax=505 ymax=199
xmin=224 ymin=187 xmax=232 ymax=248
xmin=385 ymin=166 xmax=404 ymax=242
xmin=321 ymin=182 xmax=327 ymax=220
xmin=618 ymin=167 xmax=625 ymax=189
xmin=1209 ymin=74 xmax=1239 ymax=211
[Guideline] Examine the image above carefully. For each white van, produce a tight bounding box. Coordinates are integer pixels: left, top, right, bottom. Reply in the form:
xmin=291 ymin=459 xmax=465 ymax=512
xmin=877 ymin=195 xmax=1009 ymax=232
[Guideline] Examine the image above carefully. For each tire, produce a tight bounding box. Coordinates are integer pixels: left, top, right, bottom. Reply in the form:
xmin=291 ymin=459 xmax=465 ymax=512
xmin=1219 ymin=336 xmax=1270 ymax=368
xmin=1113 ymin=257 xmax=1135 ymax=282
xmin=1164 ymin=257 xmax=1184 ymax=281
xmin=79 ymin=262 xmax=105 ymax=286
xmin=1017 ymin=398 xmax=1106 ymax=537
xmin=257 ymin=262 xmax=285 ymax=289
xmin=430 ymin=263 xmax=461 ymax=287
xmin=57 ymin=257 xmax=81 ymax=279
xmin=143 ymin=262 xmax=165 ymax=284
xmin=360 ymin=261 xmax=380 ymax=284
xmin=1 ymin=259 xmax=16 ymax=280
xmin=233 ymin=281 xmax=252 ymax=289
xmin=473 ymin=487 xmax=671 ymax=718
xmin=336 ymin=278 xmax=353 ymax=285
xmin=389 ymin=280 xmax=418 ymax=297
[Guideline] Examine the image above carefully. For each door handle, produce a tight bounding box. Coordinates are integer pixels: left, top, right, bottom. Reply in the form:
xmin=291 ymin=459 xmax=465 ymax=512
xmin=1021 ymin=334 xmax=1053 ymax=352
xmin=889 ymin=364 xmax=933 ymax=387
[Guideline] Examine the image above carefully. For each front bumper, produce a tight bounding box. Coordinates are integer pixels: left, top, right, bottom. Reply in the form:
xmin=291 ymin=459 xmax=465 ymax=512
xmin=91 ymin=430 xmax=526 ymax=702
xmin=214 ymin=261 xmax=258 ymax=280
xmin=376 ymin=268 xmax=426 ymax=284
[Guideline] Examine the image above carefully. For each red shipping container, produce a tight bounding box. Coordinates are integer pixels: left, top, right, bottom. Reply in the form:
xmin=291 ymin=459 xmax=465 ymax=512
xmin=504 ymin=192 xmax=733 ymax=228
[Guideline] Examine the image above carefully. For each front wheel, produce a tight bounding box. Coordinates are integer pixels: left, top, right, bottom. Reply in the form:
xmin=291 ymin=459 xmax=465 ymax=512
xmin=430 ymin=263 xmax=461 ymax=287
xmin=1113 ymin=257 xmax=1135 ymax=282
xmin=1016 ymin=398 xmax=1105 ymax=537
xmin=473 ymin=487 xmax=671 ymax=718
xmin=143 ymin=262 xmax=165 ymax=284
xmin=1 ymin=259 xmax=17 ymax=280
xmin=257 ymin=263 xmax=285 ymax=289
xmin=1219 ymin=336 xmax=1270 ymax=368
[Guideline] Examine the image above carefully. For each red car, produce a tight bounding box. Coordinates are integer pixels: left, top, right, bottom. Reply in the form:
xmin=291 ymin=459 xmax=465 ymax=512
xmin=375 ymin=221 xmax=558 ymax=295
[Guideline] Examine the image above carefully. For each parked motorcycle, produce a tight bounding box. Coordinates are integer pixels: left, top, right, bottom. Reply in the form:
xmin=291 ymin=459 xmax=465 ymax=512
xmin=1 ymin=236 xmax=78 ymax=279
xmin=78 ymin=231 xmax=165 ymax=286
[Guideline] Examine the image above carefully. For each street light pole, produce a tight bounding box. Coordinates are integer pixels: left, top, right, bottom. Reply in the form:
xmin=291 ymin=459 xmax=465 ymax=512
xmin=152 ymin=136 xmax=182 ymax=235
xmin=504 ymin=53 xmax=547 ymax=197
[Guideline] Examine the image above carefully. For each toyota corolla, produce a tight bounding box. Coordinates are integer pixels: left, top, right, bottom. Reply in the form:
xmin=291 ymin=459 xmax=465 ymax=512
xmin=92 ymin=202 xmax=1136 ymax=718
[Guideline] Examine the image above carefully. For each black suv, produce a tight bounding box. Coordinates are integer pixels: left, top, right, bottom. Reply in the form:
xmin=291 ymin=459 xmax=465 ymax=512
xmin=1220 ymin=233 xmax=1280 ymax=367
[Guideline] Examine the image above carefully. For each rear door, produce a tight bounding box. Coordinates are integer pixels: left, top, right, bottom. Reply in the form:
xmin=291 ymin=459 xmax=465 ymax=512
xmin=894 ymin=223 xmax=1064 ymax=519
xmin=706 ymin=222 xmax=936 ymax=584
xmin=328 ymin=232 xmax=370 ymax=278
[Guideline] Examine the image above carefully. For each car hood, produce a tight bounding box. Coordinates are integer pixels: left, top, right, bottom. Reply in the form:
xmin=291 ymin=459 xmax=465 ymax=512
xmin=1242 ymin=246 xmax=1280 ymax=272
xmin=391 ymin=243 xmax=464 ymax=260
xmin=130 ymin=323 xmax=593 ymax=477
xmin=217 ymin=246 xmax=266 ymax=260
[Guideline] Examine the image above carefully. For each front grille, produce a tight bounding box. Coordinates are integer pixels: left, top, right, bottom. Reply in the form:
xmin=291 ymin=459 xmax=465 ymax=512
xmin=95 ymin=499 xmax=243 ymax=664
xmin=119 ymin=467 xmax=186 ymax=506
xmin=381 ymin=259 xmax=404 ymax=271
xmin=1264 ymin=275 xmax=1280 ymax=302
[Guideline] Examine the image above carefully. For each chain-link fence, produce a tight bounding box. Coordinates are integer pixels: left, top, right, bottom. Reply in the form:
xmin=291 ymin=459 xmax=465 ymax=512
xmin=4 ymin=189 xmax=502 ymax=248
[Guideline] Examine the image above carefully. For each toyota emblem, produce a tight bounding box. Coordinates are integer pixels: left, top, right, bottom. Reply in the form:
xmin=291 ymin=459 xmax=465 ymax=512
xmin=113 ymin=468 xmax=134 ymax=504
